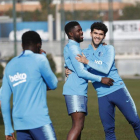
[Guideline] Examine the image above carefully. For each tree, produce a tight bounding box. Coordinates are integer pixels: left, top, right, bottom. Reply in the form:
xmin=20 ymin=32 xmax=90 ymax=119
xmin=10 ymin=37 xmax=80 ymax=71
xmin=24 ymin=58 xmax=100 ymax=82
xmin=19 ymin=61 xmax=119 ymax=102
xmin=5 ymin=0 xmax=55 ymax=21
xmin=0 ymin=64 xmax=4 ymax=79
xmin=47 ymin=54 xmax=56 ymax=74
xmin=119 ymin=3 xmax=140 ymax=20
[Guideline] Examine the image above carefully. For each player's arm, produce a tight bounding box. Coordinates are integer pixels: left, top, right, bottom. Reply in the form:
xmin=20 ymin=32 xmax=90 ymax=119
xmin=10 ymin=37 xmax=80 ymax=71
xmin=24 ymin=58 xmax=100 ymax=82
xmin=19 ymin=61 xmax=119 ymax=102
xmin=38 ymin=56 xmax=58 ymax=90
xmin=76 ymin=46 xmax=115 ymax=74
xmin=69 ymin=45 xmax=101 ymax=82
xmin=1 ymin=71 xmax=14 ymax=137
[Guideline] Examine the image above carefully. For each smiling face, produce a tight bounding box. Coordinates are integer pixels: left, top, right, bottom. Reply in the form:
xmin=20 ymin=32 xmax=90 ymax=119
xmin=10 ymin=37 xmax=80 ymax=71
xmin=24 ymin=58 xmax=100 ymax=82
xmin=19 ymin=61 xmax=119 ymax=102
xmin=69 ymin=25 xmax=83 ymax=43
xmin=90 ymin=29 xmax=105 ymax=48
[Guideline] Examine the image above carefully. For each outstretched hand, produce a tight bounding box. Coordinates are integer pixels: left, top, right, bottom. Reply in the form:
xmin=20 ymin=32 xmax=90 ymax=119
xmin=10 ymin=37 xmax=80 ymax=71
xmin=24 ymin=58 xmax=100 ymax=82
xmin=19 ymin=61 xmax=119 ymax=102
xmin=101 ymin=77 xmax=114 ymax=86
xmin=6 ymin=133 xmax=16 ymax=140
xmin=76 ymin=53 xmax=89 ymax=64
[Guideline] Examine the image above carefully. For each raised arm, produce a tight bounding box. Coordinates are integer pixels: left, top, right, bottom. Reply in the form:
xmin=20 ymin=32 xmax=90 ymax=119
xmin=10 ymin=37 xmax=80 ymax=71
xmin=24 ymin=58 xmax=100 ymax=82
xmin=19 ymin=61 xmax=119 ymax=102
xmin=69 ymin=44 xmax=101 ymax=82
xmin=1 ymin=71 xmax=14 ymax=136
xmin=38 ymin=56 xmax=58 ymax=90
xmin=76 ymin=45 xmax=115 ymax=74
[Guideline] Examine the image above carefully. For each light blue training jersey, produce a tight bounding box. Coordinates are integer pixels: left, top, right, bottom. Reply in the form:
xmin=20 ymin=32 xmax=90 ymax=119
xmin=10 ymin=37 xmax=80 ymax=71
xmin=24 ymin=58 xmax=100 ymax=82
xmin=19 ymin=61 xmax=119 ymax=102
xmin=1 ymin=50 xmax=58 ymax=135
xmin=83 ymin=44 xmax=125 ymax=97
xmin=63 ymin=39 xmax=102 ymax=96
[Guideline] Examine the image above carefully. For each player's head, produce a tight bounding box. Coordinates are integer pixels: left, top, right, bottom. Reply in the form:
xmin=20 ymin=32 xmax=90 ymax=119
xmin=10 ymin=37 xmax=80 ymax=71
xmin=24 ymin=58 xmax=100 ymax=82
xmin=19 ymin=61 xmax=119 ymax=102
xmin=22 ymin=31 xmax=42 ymax=53
xmin=90 ymin=22 xmax=108 ymax=47
xmin=65 ymin=21 xmax=83 ymax=43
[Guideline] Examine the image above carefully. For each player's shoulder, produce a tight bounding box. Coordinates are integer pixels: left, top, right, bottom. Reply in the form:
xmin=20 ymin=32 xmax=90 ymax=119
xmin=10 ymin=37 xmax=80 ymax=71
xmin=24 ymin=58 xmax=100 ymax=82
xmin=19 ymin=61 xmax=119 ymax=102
xmin=67 ymin=40 xmax=79 ymax=49
xmin=82 ymin=47 xmax=89 ymax=53
xmin=33 ymin=53 xmax=47 ymax=62
xmin=64 ymin=44 xmax=69 ymax=50
xmin=6 ymin=56 xmax=18 ymax=68
xmin=103 ymin=44 xmax=115 ymax=52
xmin=104 ymin=44 xmax=114 ymax=49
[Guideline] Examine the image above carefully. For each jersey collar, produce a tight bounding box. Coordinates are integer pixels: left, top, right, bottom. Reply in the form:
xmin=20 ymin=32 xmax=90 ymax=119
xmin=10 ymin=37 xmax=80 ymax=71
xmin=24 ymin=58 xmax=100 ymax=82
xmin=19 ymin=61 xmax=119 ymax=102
xmin=69 ymin=39 xmax=80 ymax=47
xmin=18 ymin=50 xmax=34 ymax=58
xmin=88 ymin=43 xmax=103 ymax=52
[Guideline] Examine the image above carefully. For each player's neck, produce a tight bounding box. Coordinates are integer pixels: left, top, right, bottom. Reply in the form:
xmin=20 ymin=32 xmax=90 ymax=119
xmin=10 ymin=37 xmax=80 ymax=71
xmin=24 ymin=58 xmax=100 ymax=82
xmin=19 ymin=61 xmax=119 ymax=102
xmin=23 ymin=47 xmax=35 ymax=53
xmin=91 ymin=42 xmax=98 ymax=50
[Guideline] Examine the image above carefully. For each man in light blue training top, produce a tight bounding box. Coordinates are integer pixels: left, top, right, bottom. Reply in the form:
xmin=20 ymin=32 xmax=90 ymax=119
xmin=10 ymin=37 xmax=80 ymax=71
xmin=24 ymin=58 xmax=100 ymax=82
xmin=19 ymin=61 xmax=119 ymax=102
xmin=76 ymin=22 xmax=140 ymax=140
xmin=63 ymin=21 xmax=114 ymax=140
xmin=1 ymin=31 xmax=58 ymax=140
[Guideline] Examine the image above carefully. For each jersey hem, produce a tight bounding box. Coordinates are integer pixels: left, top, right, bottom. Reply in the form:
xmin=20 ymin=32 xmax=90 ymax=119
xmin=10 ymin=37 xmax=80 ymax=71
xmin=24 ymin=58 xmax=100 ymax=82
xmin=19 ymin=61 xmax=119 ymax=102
xmin=97 ymin=85 xmax=125 ymax=98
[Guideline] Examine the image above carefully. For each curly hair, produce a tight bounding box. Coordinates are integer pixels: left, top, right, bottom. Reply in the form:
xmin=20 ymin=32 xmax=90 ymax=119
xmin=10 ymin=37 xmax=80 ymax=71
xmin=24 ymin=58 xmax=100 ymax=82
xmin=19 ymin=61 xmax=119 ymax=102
xmin=90 ymin=22 xmax=108 ymax=35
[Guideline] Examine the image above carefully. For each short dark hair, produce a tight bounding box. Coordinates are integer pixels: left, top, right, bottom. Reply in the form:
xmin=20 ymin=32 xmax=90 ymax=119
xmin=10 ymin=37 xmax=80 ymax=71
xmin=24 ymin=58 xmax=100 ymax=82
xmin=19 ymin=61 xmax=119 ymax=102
xmin=22 ymin=31 xmax=42 ymax=48
xmin=65 ymin=21 xmax=80 ymax=36
xmin=90 ymin=22 xmax=108 ymax=35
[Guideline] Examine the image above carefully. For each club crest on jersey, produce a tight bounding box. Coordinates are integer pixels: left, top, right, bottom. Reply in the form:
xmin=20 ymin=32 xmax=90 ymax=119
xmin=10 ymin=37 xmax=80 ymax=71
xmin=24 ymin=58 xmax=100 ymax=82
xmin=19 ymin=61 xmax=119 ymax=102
xmin=9 ymin=73 xmax=27 ymax=87
xmin=98 ymin=52 xmax=103 ymax=57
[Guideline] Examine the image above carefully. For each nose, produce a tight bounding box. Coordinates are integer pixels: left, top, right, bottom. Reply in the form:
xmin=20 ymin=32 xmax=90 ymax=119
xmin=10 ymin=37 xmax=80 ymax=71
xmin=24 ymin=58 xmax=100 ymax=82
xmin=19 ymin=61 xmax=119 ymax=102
xmin=96 ymin=33 xmax=99 ymax=38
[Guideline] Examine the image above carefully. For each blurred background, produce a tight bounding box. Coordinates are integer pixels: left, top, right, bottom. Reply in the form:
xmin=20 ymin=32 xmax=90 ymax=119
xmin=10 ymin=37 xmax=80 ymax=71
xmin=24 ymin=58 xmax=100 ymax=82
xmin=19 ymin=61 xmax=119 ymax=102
xmin=0 ymin=0 xmax=140 ymax=80
xmin=0 ymin=1 xmax=140 ymax=140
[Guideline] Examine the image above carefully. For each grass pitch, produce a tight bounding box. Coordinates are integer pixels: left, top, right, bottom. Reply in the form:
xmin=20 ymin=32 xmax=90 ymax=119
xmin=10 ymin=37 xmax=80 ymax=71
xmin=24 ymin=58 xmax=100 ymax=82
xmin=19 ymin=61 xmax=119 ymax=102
xmin=0 ymin=79 xmax=140 ymax=140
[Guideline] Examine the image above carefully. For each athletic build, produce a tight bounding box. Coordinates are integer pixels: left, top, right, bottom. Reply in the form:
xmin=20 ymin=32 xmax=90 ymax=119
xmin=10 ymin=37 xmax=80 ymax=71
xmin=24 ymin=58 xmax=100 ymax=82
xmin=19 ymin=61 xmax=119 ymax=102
xmin=1 ymin=31 xmax=58 ymax=140
xmin=76 ymin=22 xmax=140 ymax=140
xmin=63 ymin=21 xmax=114 ymax=140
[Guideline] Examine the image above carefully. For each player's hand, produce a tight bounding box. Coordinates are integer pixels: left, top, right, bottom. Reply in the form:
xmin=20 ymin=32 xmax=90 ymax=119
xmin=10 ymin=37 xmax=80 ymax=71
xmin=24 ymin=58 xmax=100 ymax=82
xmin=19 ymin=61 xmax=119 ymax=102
xmin=39 ymin=49 xmax=46 ymax=54
xmin=76 ymin=53 xmax=89 ymax=64
xmin=102 ymin=42 xmax=107 ymax=45
xmin=47 ymin=85 xmax=51 ymax=91
xmin=101 ymin=77 xmax=114 ymax=86
xmin=5 ymin=133 xmax=16 ymax=140
xmin=65 ymin=68 xmax=72 ymax=77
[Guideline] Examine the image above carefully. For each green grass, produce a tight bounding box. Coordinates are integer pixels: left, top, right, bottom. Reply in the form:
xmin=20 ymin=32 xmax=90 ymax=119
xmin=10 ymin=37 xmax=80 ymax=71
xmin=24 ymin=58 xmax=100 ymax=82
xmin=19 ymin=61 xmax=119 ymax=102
xmin=0 ymin=79 xmax=140 ymax=140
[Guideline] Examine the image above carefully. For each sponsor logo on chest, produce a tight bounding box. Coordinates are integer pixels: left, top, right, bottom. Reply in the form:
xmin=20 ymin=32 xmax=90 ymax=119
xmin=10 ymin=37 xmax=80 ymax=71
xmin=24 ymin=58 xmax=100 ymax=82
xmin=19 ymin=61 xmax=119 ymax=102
xmin=95 ymin=60 xmax=102 ymax=65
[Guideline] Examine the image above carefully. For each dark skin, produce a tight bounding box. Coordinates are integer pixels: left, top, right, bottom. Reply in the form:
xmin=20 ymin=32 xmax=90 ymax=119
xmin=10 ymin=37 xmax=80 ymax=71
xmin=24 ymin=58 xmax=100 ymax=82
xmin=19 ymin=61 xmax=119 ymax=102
xmin=66 ymin=25 xmax=85 ymax=140
xmin=5 ymin=43 xmax=49 ymax=140
xmin=22 ymin=42 xmax=41 ymax=54
xmin=67 ymin=113 xmax=85 ymax=140
xmin=68 ymin=25 xmax=84 ymax=43
xmin=5 ymin=133 xmax=16 ymax=140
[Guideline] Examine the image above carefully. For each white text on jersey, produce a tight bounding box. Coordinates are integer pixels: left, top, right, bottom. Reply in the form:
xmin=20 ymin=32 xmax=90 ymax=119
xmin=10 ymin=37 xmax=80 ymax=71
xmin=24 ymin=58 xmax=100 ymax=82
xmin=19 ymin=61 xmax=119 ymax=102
xmin=9 ymin=73 xmax=27 ymax=87
xmin=95 ymin=60 xmax=102 ymax=65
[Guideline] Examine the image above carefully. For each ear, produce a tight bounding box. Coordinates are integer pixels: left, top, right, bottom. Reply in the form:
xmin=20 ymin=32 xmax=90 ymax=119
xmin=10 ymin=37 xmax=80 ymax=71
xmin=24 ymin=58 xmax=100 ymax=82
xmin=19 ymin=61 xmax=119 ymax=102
xmin=90 ymin=32 xmax=92 ymax=37
xmin=68 ymin=32 xmax=73 ymax=38
xmin=36 ymin=43 xmax=41 ymax=48
xmin=103 ymin=35 xmax=106 ymax=40
xmin=22 ymin=44 xmax=24 ymax=49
